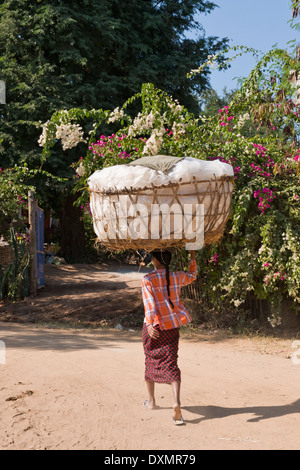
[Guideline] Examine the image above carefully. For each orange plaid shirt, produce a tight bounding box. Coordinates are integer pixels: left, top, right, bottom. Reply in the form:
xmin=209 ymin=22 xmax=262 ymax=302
xmin=142 ymin=259 xmax=197 ymax=330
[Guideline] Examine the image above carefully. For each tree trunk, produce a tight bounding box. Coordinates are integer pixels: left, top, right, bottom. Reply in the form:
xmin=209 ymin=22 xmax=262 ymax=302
xmin=59 ymin=194 xmax=85 ymax=263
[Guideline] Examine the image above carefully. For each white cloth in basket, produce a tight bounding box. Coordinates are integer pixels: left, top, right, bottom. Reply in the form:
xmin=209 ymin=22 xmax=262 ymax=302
xmin=88 ymin=157 xmax=233 ymax=191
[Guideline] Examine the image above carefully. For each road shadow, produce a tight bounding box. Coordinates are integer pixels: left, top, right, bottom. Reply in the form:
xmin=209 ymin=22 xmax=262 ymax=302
xmin=183 ymin=399 xmax=300 ymax=423
xmin=0 ymin=269 xmax=145 ymax=328
xmin=0 ymin=323 xmax=142 ymax=351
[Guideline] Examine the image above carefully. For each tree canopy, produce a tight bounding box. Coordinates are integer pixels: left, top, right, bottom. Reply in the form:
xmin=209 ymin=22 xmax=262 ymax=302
xmin=0 ymin=0 xmax=228 ymax=168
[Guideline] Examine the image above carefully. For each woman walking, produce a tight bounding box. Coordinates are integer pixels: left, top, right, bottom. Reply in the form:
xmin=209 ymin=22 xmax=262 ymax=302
xmin=141 ymin=249 xmax=197 ymax=425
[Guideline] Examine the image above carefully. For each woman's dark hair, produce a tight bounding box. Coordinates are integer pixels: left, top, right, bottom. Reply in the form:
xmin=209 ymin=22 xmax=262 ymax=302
xmin=152 ymin=250 xmax=174 ymax=309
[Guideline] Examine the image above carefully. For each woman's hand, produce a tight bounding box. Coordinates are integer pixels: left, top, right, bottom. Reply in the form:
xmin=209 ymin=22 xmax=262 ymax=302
xmin=147 ymin=324 xmax=160 ymax=340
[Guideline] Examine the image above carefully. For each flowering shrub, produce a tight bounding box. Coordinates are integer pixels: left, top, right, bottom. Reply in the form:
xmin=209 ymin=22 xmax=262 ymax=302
xmin=38 ymin=46 xmax=300 ymax=326
xmin=0 ymin=168 xmax=32 ymax=300
xmin=189 ymin=46 xmax=300 ymax=324
xmin=38 ymin=111 xmax=87 ymax=151
xmin=0 ymin=167 xmax=33 ymax=227
xmin=40 ymin=84 xmax=195 ymax=180
xmin=0 ymin=165 xmax=65 ymax=229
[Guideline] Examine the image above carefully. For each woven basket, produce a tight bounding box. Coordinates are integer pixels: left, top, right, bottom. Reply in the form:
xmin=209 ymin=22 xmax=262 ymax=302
xmin=89 ymin=174 xmax=234 ymax=251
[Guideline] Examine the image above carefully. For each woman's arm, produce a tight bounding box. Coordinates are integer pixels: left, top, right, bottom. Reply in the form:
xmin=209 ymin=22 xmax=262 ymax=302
xmin=142 ymin=278 xmax=160 ymax=339
xmin=142 ymin=278 xmax=156 ymax=325
xmin=179 ymin=250 xmax=197 ymax=286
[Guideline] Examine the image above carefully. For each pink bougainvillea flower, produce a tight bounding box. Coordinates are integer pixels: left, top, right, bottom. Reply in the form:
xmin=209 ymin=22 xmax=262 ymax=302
xmin=254 ymin=187 xmax=276 ymax=213
xmin=208 ymin=253 xmax=219 ymax=264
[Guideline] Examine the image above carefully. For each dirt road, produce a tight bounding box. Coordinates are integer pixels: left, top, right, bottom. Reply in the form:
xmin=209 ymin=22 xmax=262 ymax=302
xmin=1 ymin=323 xmax=300 ymax=450
xmin=0 ymin=263 xmax=300 ymax=450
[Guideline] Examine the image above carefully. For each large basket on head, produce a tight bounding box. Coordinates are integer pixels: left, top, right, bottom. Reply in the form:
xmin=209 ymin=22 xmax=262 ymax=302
xmin=88 ymin=156 xmax=234 ymax=251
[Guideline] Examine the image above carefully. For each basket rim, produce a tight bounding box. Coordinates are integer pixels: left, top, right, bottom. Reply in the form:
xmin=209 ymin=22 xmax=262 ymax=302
xmin=89 ymin=174 xmax=234 ymax=196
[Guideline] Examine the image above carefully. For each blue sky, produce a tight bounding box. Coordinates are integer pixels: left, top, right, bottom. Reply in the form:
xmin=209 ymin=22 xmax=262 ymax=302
xmin=193 ymin=0 xmax=298 ymax=95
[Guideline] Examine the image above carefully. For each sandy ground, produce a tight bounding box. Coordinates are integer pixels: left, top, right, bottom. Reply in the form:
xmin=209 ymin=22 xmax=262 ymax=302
xmin=1 ymin=264 xmax=300 ymax=451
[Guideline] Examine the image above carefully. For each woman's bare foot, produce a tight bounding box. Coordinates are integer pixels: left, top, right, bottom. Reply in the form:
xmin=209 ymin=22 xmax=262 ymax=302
xmin=143 ymin=399 xmax=158 ymax=410
xmin=172 ymin=404 xmax=184 ymax=425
